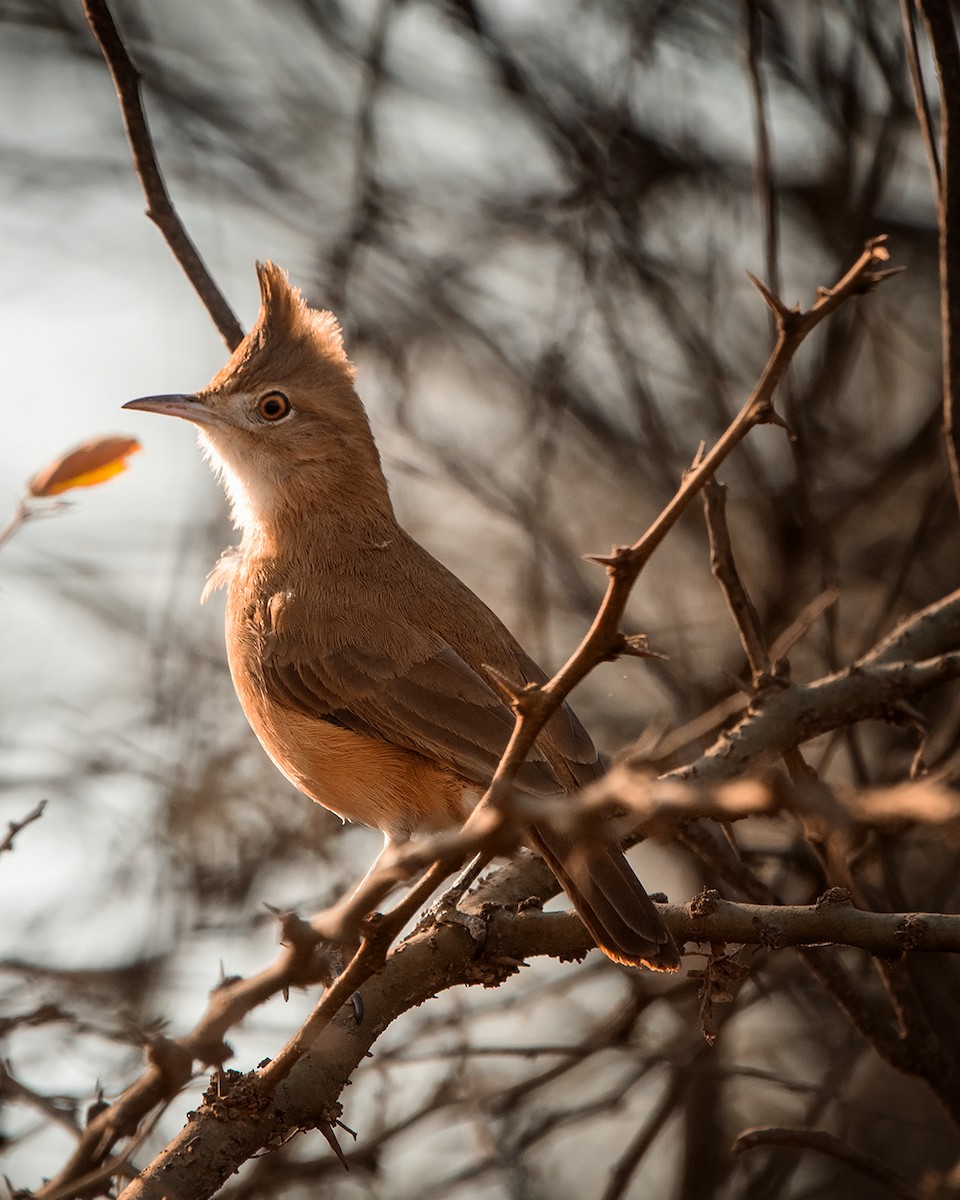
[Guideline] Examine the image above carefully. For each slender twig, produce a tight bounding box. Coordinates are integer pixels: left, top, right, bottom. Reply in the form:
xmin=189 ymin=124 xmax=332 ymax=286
xmin=733 ymin=1126 xmax=924 ymax=1200
xmin=901 ymin=0 xmax=942 ymax=193
xmin=0 ymin=499 xmax=29 ymax=553
xmin=262 ymin=239 xmax=900 ymax=1089
xmin=743 ymin=0 xmax=781 ymax=306
xmin=917 ymin=0 xmax=960 ymax=515
xmin=702 ymin=478 xmax=770 ymax=685
xmin=0 ymin=798 xmax=47 ymax=854
xmin=325 ymin=0 xmax=395 ymax=310
xmin=600 ymin=1070 xmax=685 ymax=1200
xmin=81 ymin=0 xmax=244 ymax=350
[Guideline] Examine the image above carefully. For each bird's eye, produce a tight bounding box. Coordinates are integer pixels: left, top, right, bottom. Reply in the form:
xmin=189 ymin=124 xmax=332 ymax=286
xmin=257 ymin=391 xmax=291 ymax=421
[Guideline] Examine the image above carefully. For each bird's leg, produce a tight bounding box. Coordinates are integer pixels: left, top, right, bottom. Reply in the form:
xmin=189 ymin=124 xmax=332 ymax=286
xmin=317 ymin=834 xmax=402 ymax=1026
xmin=349 ymin=830 xmax=402 ymax=907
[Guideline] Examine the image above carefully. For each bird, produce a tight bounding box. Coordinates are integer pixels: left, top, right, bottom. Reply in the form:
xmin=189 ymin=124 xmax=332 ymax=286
xmin=124 ymin=262 xmax=680 ymax=972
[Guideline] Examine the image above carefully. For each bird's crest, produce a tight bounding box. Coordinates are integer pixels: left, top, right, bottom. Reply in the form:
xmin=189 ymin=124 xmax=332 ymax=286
xmin=203 ymin=262 xmax=355 ymax=394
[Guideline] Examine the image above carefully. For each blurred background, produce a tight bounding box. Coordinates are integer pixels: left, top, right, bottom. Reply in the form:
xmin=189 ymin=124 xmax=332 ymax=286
xmin=2 ymin=2 xmax=959 ymax=1197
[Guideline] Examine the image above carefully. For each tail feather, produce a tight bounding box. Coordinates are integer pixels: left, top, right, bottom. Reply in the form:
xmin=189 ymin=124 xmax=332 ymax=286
xmin=529 ymin=824 xmax=681 ymax=972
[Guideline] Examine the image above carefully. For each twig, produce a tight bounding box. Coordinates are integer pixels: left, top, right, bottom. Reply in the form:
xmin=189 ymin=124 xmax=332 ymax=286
xmin=0 ymin=499 xmax=30 ymax=553
xmin=742 ymin=0 xmax=781 ymax=307
xmin=917 ymin=0 xmax=960 ymax=515
xmin=667 ymin=652 xmax=960 ymax=787
xmin=600 ymin=1071 xmax=685 ymax=1200
xmin=467 ymin=238 xmax=895 ymax=835
xmin=81 ymin=0 xmax=244 ymax=350
xmin=180 ymin=238 xmax=901 ymax=1121
xmin=901 ymin=0 xmax=942 ymax=193
xmin=0 ymin=799 xmax=47 ymax=855
xmin=702 ymin=477 xmax=770 ymax=684
xmin=733 ymin=1126 xmax=924 ymax=1200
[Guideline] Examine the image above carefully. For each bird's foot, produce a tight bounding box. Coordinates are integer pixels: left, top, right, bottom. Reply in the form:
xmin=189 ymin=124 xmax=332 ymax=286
xmin=423 ymin=885 xmax=487 ymax=949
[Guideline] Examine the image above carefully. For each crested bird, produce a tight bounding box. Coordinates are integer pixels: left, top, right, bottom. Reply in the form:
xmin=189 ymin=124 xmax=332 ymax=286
xmin=125 ymin=262 xmax=680 ymax=972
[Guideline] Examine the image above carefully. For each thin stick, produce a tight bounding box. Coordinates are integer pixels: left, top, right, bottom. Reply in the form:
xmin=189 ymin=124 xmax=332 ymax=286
xmin=743 ymin=0 xmax=781 ymax=306
xmin=917 ymin=0 xmax=960 ymax=515
xmin=901 ymin=0 xmax=942 ymax=193
xmin=733 ymin=1126 xmax=924 ymax=1200
xmin=82 ymin=0 xmax=244 ymax=351
xmin=468 ymin=238 xmax=895 ymax=826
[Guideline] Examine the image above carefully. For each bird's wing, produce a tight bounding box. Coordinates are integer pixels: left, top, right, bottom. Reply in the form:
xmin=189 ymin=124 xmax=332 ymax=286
xmin=255 ymin=598 xmax=566 ymax=796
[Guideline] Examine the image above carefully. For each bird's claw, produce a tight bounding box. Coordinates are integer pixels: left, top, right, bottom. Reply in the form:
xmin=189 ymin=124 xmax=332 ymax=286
xmin=426 ymin=887 xmax=488 ymax=949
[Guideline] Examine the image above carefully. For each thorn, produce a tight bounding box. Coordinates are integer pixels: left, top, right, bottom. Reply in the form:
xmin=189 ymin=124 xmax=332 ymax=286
xmin=320 ymin=1121 xmax=351 ymax=1170
xmin=610 ymin=633 xmax=669 ymax=661
xmin=481 ymin=662 xmax=524 ymax=701
xmin=584 ymin=544 xmax=634 ymax=577
xmin=758 ymin=406 xmax=796 ymax=440
xmin=745 ymin=270 xmax=794 ymax=321
xmin=688 ymin=440 xmax=708 ymax=473
xmin=862 ymin=265 xmax=906 ymax=290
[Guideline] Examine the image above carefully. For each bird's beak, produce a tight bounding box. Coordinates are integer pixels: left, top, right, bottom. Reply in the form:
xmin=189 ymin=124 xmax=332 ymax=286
xmin=122 ymin=394 xmax=220 ymax=427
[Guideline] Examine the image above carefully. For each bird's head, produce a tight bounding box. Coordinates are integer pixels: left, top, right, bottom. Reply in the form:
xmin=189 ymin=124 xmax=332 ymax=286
xmin=125 ymin=262 xmax=391 ymax=540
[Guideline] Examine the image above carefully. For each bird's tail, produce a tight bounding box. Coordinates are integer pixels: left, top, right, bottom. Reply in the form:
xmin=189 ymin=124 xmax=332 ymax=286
xmin=529 ymin=824 xmax=681 ymax=972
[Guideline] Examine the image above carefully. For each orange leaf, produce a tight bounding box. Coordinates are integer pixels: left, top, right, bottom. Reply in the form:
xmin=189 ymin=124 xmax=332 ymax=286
xmin=27 ymin=436 xmax=142 ymax=498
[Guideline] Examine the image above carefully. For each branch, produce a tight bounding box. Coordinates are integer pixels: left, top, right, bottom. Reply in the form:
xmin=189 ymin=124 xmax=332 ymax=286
xmin=668 ymin=652 xmax=960 ymax=787
xmin=901 ymin=0 xmax=942 ymax=193
xmin=466 ymin=237 xmax=896 ymax=839
xmin=733 ymin=1126 xmax=924 ymax=1200
xmin=82 ymin=0 xmax=244 ymax=350
xmin=114 ymin=894 xmax=960 ymax=1200
xmin=917 ymin=0 xmax=960 ymax=515
xmin=702 ymin=477 xmax=770 ymax=685
xmin=0 ymin=799 xmax=47 ymax=855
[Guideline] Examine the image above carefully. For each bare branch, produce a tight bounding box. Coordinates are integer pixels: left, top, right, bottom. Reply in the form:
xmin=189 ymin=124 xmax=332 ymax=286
xmin=81 ymin=0 xmax=244 ymax=350
xmin=0 ymin=798 xmax=47 ymax=855
xmin=733 ymin=1126 xmax=925 ymax=1200
xmin=917 ymin=0 xmax=960 ymax=514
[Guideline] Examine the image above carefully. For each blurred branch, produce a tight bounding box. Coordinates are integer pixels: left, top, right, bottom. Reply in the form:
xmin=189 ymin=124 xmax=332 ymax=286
xmin=81 ymin=0 xmax=244 ymax=350
xmin=733 ymin=1125 xmax=925 ymax=1200
xmin=702 ymin=477 xmax=770 ymax=685
xmin=0 ymin=799 xmax=47 ymax=855
xmin=742 ymin=0 xmax=781 ymax=304
xmin=902 ymin=0 xmax=942 ymax=192
xmin=917 ymin=0 xmax=960 ymax=515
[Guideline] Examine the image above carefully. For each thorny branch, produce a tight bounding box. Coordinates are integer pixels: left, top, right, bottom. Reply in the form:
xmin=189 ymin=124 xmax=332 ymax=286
xmin=27 ymin=242 xmax=928 ymax=1200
